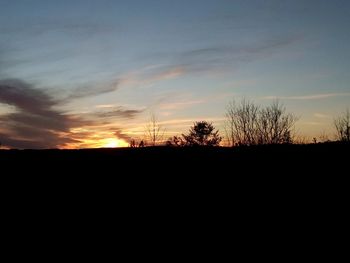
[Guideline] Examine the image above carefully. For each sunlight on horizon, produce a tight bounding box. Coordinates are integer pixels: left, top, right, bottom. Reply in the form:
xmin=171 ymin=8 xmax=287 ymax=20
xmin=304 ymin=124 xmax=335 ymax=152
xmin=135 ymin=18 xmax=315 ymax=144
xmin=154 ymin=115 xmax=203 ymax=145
xmin=63 ymin=137 xmax=129 ymax=149
xmin=101 ymin=138 xmax=129 ymax=148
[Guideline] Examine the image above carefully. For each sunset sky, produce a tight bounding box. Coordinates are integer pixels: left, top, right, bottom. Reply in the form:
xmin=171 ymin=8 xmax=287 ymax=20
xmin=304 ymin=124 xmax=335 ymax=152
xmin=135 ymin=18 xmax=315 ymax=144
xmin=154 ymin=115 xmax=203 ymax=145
xmin=0 ymin=0 xmax=349 ymax=148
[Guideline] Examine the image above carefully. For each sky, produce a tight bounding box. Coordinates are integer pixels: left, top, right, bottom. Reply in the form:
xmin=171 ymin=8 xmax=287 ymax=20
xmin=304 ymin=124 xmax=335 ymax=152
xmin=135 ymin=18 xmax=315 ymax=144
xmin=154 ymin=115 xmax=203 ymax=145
xmin=0 ymin=0 xmax=349 ymax=148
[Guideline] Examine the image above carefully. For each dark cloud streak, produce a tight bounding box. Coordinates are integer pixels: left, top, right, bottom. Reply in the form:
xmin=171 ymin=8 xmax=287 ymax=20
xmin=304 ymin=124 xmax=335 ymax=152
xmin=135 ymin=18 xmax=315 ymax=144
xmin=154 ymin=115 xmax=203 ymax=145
xmin=95 ymin=107 xmax=142 ymax=119
xmin=0 ymin=79 xmax=85 ymax=148
xmin=66 ymin=80 xmax=119 ymax=100
xmin=0 ymin=79 xmax=56 ymax=114
xmin=0 ymin=78 xmax=140 ymax=149
xmin=176 ymin=36 xmax=301 ymax=71
xmin=114 ymin=129 xmax=132 ymax=142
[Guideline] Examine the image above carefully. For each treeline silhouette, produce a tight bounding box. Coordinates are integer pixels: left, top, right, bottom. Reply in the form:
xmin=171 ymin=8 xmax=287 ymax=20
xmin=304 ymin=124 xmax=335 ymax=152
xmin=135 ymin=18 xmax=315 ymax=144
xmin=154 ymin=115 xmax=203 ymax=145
xmin=0 ymin=98 xmax=349 ymax=149
xmin=131 ymin=99 xmax=349 ymax=147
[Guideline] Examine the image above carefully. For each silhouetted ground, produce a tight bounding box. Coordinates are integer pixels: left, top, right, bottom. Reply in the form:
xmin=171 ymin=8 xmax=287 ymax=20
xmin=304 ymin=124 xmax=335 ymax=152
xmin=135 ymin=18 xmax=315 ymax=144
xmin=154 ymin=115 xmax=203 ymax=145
xmin=1 ymin=142 xmax=347 ymax=222
xmin=1 ymin=142 xmax=348 ymax=174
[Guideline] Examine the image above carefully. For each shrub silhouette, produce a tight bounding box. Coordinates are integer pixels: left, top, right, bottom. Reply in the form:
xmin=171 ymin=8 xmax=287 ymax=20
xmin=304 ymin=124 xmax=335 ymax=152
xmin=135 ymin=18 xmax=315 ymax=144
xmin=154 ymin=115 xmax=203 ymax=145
xmin=166 ymin=136 xmax=185 ymax=147
xmin=130 ymin=139 xmax=136 ymax=148
xmin=182 ymin=121 xmax=222 ymax=146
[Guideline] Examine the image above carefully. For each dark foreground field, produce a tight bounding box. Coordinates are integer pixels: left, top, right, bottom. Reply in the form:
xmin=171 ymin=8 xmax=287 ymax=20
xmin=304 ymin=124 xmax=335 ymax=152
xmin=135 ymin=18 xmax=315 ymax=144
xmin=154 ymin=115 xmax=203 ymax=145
xmin=1 ymin=143 xmax=348 ymax=216
xmin=1 ymin=142 xmax=348 ymax=174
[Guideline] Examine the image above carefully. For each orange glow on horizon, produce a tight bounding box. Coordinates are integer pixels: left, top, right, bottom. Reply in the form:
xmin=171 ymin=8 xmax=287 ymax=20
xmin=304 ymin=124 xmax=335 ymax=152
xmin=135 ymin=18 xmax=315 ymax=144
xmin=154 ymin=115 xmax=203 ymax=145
xmin=97 ymin=138 xmax=129 ymax=148
xmin=62 ymin=135 xmax=130 ymax=149
xmin=101 ymin=138 xmax=124 ymax=148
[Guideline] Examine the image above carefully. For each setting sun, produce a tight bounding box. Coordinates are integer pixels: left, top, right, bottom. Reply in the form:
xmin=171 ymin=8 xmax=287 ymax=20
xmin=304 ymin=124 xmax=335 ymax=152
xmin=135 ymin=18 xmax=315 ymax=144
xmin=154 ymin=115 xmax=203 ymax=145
xmin=105 ymin=139 xmax=118 ymax=148
xmin=102 ymin=138 xmax=128 ymax=148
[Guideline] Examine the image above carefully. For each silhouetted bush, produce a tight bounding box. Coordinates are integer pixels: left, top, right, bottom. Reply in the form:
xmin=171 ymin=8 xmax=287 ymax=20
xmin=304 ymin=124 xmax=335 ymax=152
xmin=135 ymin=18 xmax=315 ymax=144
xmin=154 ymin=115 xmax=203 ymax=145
xmin=166 ymin=136 xmax=185 ymax=147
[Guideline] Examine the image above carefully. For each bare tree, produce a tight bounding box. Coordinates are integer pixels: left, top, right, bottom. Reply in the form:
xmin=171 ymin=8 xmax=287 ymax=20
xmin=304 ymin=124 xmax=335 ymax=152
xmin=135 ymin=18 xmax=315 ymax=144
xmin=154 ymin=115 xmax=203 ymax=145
xmin=224 ymin=99 xmax=259 ymax=146
xmin=257 ymin=100 xmax=297 ymax=144
xmin=224 ymin=101 xmax=236 ymax=147
xmin=145 ymin=113 xmax=165 ymax=146
xmin=334 ymin=109 xmax=350 ymax=142
xmin=225 ymin=99 xmax=297 ymax=146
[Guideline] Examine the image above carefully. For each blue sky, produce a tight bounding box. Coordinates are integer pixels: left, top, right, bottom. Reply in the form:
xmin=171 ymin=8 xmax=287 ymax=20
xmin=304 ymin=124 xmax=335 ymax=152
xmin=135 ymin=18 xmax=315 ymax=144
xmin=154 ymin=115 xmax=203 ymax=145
xmin=0 ymin=0 xmax=349 ymax=148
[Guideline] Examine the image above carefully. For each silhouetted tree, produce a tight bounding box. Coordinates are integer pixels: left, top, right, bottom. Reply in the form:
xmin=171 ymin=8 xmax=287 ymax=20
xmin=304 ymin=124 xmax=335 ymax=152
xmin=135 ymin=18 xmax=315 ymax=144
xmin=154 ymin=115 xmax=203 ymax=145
xmin=145 ymin=113 xmax=165 ymax=146
xmin=182 ymin=121 xmax=222 ymax=146
xmin=257 ymin=100 xmax=297 ymax=144
xmin=225 ymin=99 xmax=297 ymax=146
xmin=334 ymin=109 xmax=350 ymax=142
xmin=224 ymin=99 xmax=259 ymax=146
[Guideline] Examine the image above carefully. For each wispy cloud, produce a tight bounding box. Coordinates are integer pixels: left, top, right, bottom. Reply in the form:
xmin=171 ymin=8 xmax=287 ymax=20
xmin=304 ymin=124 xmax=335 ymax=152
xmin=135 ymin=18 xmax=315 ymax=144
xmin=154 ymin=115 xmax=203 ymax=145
xmin=119 ymin=66 xmax=186 ymax=88
xmin=109 ymin=35 xmax=301 ymax=94
xmin=314 ymin=113 xmax=331 ymax=119
xmin=120 ymin=35 xmax=298 ymax=89
xmin=155 ymin=91 xmax=232 ymax=113
xmin=262 ymin=92 xmax=350 ymax=100
xmin=141 ymin=35 xmax=301 ymax=76
xmin=94 ymin=107 xmax=143 ymax=119
xmin=0 ymin=19 xmax=116 ymax=38
xmin=151 ymin=67 xmax=185 ymax=81
xmin=160 ymin=99 xmax=205 ymax=110
xmin=114 ymin=129 xmax=132 ymax=142
xmin=299 ymin=121 xmax=323 ymax=126
xmin=66 ymin=81 xmax=119 ymax=100
xmin=95 ymin=104 xmax=116 ymax=109
xmin=159 ymin=117 xmax=225 ymax=126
